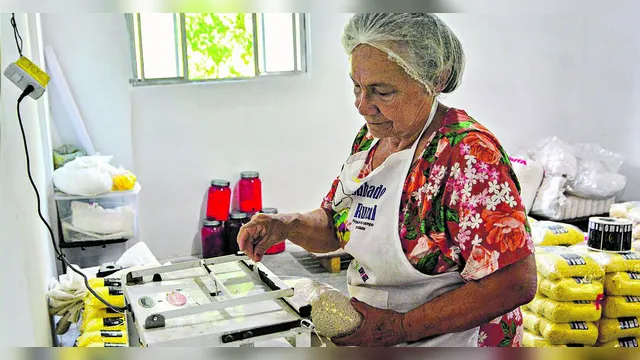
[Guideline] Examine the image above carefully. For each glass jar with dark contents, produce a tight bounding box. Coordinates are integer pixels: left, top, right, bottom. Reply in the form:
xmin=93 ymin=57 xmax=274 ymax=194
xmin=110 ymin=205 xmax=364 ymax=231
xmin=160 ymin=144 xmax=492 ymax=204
xmin=201 ymin=220 xmax=224 ymax=258
xmin=224 ymin=212 xmax=250 ymax=255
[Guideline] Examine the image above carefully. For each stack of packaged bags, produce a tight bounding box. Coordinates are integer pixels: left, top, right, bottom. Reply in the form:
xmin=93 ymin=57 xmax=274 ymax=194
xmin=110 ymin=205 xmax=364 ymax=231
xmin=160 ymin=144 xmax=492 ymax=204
xmin=529 ymin=218 xmax=586 ymax=247
xmin=523 ymin=246 xmax=604 ymax=347
xmin=571 ymin=245 xmax=640 ymax=347
xmin=75 ymin=278 xmax=129 ymax=347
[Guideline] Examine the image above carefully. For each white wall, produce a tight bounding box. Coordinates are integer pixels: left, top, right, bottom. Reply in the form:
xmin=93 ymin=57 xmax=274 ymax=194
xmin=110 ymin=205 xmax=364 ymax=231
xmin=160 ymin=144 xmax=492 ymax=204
xmin=40 ymin=13 xmax=133 ymax=169
xmin=0 ymin=13 xmax=56 ymax=347
xmin=38 ymin=12 xmax=640 ymax=261
xmin=439 ymin=13 xmax=640 ymax=198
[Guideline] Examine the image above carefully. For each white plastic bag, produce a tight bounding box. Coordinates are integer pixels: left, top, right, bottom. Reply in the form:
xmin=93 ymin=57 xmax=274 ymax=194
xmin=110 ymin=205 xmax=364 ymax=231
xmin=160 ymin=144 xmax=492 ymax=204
xmin=531 ymin=176 xmax=567 ymax=219
xmin=53 ymin=155 xmax=119 ymax=196
xmin=510 ymin=155 xmax=544 ymax=214
xmin=566 ymin=143 xmax=626 ymax=199
xmin=530 ymin=137 xmax=578 ymax=180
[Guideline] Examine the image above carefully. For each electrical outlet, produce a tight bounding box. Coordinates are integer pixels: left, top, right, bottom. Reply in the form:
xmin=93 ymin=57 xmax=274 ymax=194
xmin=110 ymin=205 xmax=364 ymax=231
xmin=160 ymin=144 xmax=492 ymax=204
xmin=3 ymin=56 xmax=49 ymax=99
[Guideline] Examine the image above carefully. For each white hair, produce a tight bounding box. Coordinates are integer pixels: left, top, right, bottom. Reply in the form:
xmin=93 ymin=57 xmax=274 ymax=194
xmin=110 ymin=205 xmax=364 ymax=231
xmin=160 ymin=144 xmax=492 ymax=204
xmin=342 ymin=13 xmax=466 ymax=95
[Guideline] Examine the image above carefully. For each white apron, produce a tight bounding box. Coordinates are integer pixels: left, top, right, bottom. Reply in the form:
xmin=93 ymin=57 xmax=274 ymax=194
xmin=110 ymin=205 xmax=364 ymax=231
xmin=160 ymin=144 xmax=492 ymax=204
xmin=332 ymin=101 xmax=479 ymax=347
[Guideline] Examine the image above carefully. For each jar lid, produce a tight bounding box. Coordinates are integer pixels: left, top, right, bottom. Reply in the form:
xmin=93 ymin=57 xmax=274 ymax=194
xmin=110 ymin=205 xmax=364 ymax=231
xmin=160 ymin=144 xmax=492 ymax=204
xmin=240 ymin=171 xmax=259 ymax=179
xmin=211 ymin=179 xmax=230 ymax=187
xmin=261 ymin=207 xmax=278 ymax=214
xmin=203 ymin=220 xmax=222 ymax=227
xmin=229 ymin=212 xmax=248 ymax=220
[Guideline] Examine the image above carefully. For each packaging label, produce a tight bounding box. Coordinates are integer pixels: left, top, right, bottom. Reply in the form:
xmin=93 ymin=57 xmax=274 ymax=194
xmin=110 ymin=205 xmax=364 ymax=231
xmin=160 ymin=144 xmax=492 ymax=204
xmin=622 ymin=252 xmax=640 ymax=261
xmin=548 ymin=225 xmax=569 ymax=235
xmin=100 ymin=330 xmax=123 ymax=338
xmin=108 ymin=286 xmax=123 ymax=296
xmin=561 ymin=254 xmax=586 ymax=266
xmin=573 ymin=277 xmax=592 ymax=284
xmin=103 ymin=317 xmax=125 ymax=327
xmin=619 ymin=317 xmax=640 ymax=330
xmin=573 ymin=300 xmax=591 ymax=305
xmin=619 ymin=337 xmax=639 ymax=347
xmin=570 ymin=322 xmax=589 ymax=330
xmin=629 ymin=272 xmax=640 ymax=280
xmin=625 ymin=296 xmax=640 ymax=303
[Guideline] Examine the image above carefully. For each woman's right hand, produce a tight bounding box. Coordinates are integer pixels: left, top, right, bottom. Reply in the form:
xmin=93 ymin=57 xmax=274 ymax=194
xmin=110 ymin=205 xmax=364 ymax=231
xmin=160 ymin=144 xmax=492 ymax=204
xmin=237 ymin=213 xmax=290 ymax=262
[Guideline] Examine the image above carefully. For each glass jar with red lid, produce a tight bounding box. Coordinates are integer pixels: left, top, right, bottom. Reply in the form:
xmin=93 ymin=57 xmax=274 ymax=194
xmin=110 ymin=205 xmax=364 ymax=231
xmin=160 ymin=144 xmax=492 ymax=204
xmin=206 ymin=179 xmax=231 ymax=221
xmin=261 ymin=207 xmax=286 ymax=254
xmin=238 ymin=171 xmax=262 ymax=214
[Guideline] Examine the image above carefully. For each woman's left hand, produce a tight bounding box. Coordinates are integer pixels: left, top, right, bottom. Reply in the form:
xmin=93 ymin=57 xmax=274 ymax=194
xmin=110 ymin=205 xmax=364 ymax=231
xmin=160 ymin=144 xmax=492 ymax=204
xmin=331 ymin=298 xmax=407 ymax=347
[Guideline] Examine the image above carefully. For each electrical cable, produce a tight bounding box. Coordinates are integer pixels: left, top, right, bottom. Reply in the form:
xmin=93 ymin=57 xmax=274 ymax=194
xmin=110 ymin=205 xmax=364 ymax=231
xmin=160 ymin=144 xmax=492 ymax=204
xmin=11 ymin=18 xmax=127 ymax=313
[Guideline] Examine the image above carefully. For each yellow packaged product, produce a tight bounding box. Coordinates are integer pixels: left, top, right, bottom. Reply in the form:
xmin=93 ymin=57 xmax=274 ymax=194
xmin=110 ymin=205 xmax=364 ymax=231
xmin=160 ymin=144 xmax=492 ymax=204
xmin=537 ymin=316 xmax=598 ymax=345
xmin=536 ymin=248 xmax=605 ymax=281
xmin=83 ymin=315 xmax=127 ymax=332
xmin=82 ymin=306 xmax=123 ymax=326
xmin=571 ymin=246 xmax=640 ymax=273
xmin=88 ymin=277 xmax=123 ymax=288
xmin=84 ymin=286 xmax=125 ymax=309
xmin=532 ymin=221 xmax=585 ymax=246
xmin=527 ymin=294 xmax=601 ymax=323
xmin=598 ymin=316 xmax=640 ymax=343
xmin=522 ymin=309 xmax=541 ymax=334
xmin=86 ymin=342 xmax=128 ymax=347
xmin=598 ymin=337 xmax=639 ymax=347
xmin=538 ymin=273 xmax=604 ymax=301
xmin=603 ymin=296 xmax=640 ymax=318
xmin=523 ymin=330 xmax=557 ymax=347
xmin=604 ymin=272 xmax=640 ymax=296
xmin=76 ymin=330 xmax=128 ymax=347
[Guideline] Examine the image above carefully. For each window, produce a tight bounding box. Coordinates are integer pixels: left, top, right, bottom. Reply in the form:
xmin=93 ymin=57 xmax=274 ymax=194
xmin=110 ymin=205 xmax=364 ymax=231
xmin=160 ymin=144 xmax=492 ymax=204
xmin=126 ymin=13 xmax=308 ymax=85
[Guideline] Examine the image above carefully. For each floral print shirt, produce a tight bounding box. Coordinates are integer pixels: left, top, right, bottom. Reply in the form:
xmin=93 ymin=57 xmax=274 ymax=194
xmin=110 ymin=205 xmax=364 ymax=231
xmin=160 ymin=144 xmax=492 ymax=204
xmin=322 ymin=108 xmax=534 ymax=347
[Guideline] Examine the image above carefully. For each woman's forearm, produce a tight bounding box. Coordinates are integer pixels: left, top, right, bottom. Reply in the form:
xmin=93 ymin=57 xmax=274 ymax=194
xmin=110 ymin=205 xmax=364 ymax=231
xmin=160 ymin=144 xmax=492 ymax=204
xmin=401 ymin=255 xmax=537 ymax=342
xmin=281 ymin=208 xmax=341 ymax=253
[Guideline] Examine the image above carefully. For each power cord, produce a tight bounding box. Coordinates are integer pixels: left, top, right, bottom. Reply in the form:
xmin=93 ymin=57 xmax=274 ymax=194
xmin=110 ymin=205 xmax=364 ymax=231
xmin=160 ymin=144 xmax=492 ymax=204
xmin=12 ymin=17 xmax=127 ymax=313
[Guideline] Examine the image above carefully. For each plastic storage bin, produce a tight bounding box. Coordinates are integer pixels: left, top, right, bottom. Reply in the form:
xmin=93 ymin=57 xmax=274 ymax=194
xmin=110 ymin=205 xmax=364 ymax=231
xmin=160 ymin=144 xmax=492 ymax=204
xmin=54 ymin=184 xmax=141 ymax=243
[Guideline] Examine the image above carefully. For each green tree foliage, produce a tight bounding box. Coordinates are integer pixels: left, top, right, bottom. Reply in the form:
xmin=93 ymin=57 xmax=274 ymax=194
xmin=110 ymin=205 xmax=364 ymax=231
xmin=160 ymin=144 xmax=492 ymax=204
xmin=184 ymin=13 xmax=255 ymax=79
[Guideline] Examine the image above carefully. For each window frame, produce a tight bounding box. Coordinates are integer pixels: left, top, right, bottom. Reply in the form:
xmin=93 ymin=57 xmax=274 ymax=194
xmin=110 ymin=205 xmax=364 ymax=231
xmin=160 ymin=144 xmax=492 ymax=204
xmin=125 ymin=13 xmax=309 ymax=87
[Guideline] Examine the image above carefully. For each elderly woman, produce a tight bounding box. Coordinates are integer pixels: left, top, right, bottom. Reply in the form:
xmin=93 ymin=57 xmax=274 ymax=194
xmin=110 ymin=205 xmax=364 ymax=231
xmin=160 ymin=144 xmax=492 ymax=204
xmin=238 ymin=13 xmax=537 ymax=347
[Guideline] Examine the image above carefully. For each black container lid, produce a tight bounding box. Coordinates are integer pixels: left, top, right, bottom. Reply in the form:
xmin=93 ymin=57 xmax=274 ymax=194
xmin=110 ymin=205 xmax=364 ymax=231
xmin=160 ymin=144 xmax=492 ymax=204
xmin=211 ymin=179 xmax=230 ymax=187
xmin=240 ymin=171 xmax=259 ymax=179
xmin=229 ymin=212 xmax=248 ymax=220
xmin=203 ymin=220 xmax=222 ymax=227
xmin=261 ymin=207 xmax=278 ymax=214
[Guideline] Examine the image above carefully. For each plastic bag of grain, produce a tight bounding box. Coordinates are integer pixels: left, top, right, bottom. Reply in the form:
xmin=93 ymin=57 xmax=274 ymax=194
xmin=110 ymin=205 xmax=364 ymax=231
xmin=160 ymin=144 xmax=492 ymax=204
xmin=76 ymin=330 xmax=128 ymax=347
xmin=603 ymin=296 xmax=640 ymax=318
xmin=604 ymin=272 xmax=640 ymax=296
xmin=297 ymin=281 xmax=363 ymax=339
xmin=523 ymin=330 xmax=558 ymax=347
xmin=527 ymin=294 xmax=601 ymax=322
xmin=82 ymin=315 xmax=127 ymax=332
xmin=571 ymin=246 xmax=640 ymax=273
xmin=598 ymin=316 xmax=640 ymax=343
xmin=531 ymin=221 xmax=585 ymax=246
xmin=522 ymin=309 xmax=541 ymax=334
xmin=84 ymin=286 xmax=125 ymax=309
xmin=538 ymin=316 xmax=598 ymax=345
xmin=598 ymin=337 xmax=639 ymax=347
xmin=536 ymin=247 xmax=605 ymax=281
xmin=538 ymin=273 xmax=604 ymax=301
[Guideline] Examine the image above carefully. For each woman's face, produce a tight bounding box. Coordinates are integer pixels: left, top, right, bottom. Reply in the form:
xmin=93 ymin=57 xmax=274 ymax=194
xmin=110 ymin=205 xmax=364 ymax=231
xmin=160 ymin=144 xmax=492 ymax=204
xmin=351 ymin=44 xmax=434 ymax=140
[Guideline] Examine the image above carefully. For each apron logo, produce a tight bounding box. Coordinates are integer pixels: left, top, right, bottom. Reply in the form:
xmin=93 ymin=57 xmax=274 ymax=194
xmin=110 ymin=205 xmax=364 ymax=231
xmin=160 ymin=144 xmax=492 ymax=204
xmin=352 ymin=260 xmax=369 ymax=283
xmin=354 ymin=203 xmax=377 ymax=221
xmin=354 ymin=182 xmax=387 ymax=199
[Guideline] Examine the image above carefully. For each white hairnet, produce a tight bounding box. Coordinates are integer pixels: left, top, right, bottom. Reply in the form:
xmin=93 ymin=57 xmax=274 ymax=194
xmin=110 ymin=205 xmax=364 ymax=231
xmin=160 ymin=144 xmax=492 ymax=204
xmin=342 ymin=13 xmax=465 ymax=95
